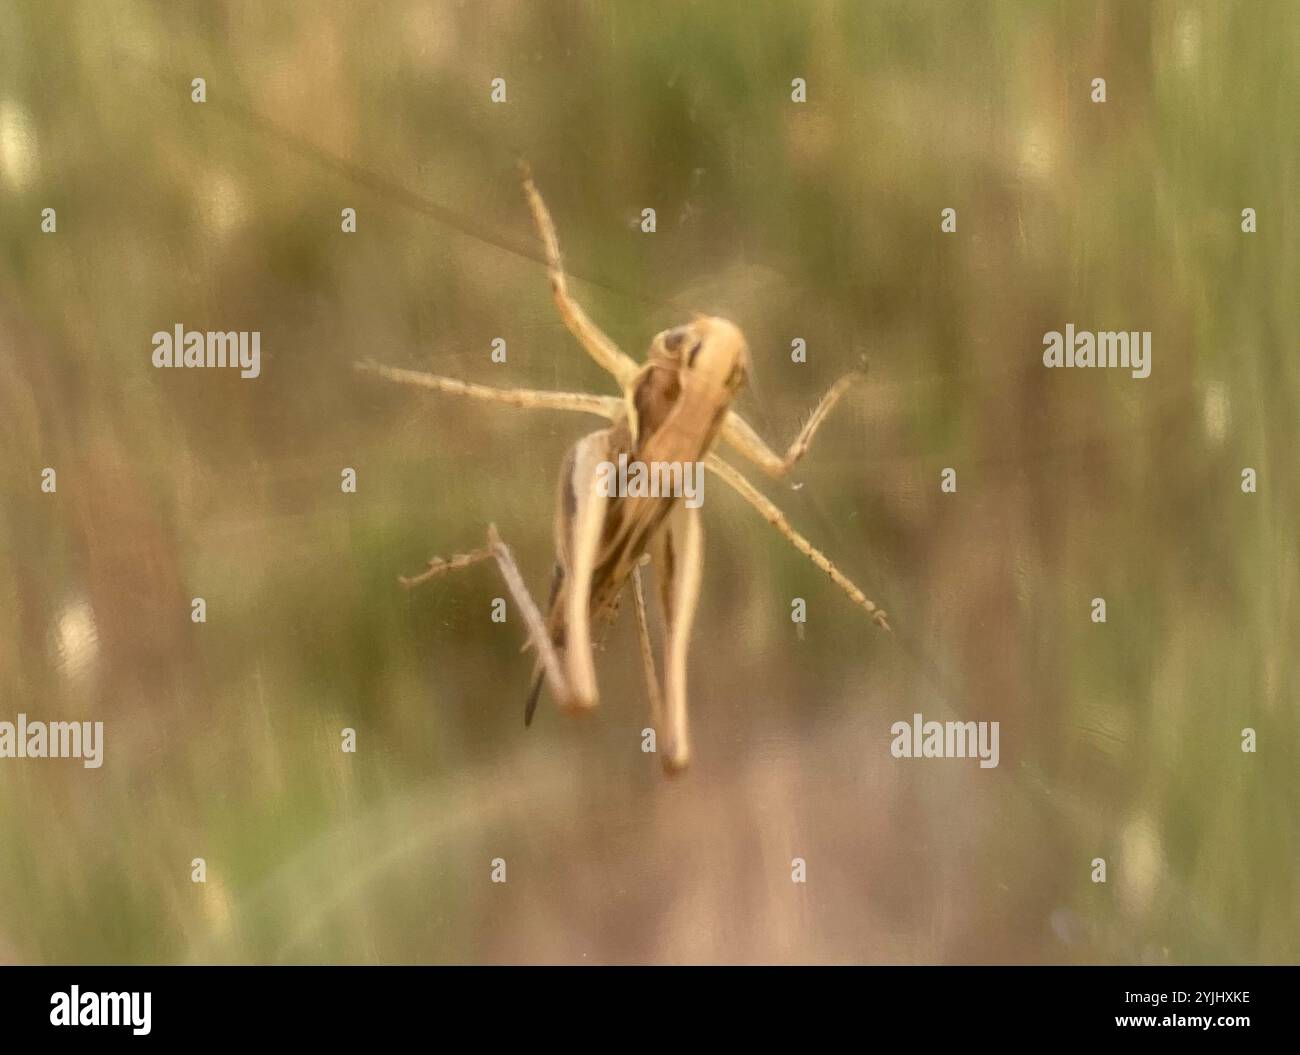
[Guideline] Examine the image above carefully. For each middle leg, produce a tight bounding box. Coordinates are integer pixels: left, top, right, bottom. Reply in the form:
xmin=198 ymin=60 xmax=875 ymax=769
xmin=721 ymin=361 xmax=866 ymax=478
xmin=355 ymin=360 xmax=620 ymax=420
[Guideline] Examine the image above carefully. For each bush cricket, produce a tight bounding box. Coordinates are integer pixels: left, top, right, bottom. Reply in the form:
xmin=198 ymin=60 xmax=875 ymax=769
xmin=356 ymin=166 xmax=889 ymax=773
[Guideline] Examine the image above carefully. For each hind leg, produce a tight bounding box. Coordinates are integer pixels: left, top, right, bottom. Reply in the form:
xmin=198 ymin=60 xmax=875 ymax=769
xmin=651 ymin=503 xmax=704 ymax=773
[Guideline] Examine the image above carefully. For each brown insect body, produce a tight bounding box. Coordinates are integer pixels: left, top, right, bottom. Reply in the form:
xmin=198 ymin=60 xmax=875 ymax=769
xmin=357 ymin=170 xmax=886 ymax=773
xmin=525 ymin=318 xmax=747 ymax=728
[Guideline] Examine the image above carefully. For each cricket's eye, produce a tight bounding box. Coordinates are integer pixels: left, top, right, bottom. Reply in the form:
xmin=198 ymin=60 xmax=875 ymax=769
xmin=662 ymin=328 xmax=688 ymax=354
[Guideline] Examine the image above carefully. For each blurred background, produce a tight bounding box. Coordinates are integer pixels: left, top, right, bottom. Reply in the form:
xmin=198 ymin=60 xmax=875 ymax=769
xmin=0 ymin=0 xmax=1296 ymax=964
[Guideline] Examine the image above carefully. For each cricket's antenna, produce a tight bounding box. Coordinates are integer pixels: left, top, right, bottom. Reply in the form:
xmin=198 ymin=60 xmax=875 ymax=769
xmin=117 ymin=50 xmax=659 ymax=307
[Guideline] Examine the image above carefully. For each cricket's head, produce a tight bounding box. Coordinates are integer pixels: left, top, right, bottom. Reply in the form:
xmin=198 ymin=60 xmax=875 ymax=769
xmin=652 ymin=316 xmax=749 ymax=401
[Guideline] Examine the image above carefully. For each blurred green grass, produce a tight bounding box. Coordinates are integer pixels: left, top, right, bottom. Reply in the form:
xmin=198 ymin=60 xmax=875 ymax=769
xmin=0 ymin=0 xmax=1296 ymax=963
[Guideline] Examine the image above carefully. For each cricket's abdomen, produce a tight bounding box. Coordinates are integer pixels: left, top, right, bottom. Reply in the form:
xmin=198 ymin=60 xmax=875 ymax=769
xmin=527 ymin=357 xmax=728 ymax=716
xmin=581 ymin=367 xmax=728 ymax=625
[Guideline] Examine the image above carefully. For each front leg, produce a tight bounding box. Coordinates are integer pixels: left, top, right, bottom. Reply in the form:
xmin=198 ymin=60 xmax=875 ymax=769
xmin=722 ymin=364 xmax=865 ymax=478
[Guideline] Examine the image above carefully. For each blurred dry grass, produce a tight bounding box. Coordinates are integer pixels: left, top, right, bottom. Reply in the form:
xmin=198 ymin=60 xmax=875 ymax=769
xmin=0 ymin=0 xmax=1297 ymax=963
